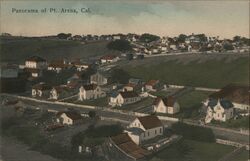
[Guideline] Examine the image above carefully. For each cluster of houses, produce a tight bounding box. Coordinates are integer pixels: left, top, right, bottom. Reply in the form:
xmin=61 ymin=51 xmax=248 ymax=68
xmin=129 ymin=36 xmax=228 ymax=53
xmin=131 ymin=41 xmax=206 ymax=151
xmin=131 ymin=33 xmax=249 ymax=55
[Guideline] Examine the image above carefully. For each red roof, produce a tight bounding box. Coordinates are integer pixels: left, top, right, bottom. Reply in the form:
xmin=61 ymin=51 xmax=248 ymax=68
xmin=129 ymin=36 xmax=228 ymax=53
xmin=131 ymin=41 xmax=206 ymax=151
xmin=145 ymin=80 xmax=159 ymax=86
xmin=153 ymin=96 xmax=175 ymax=107
xmin=137 ymin=115 xmax=163 ymax=130
xmin=110 ymin=133 xmax=151 ymax=160
xmin=100 ymin=55 xmax=117 ymax=60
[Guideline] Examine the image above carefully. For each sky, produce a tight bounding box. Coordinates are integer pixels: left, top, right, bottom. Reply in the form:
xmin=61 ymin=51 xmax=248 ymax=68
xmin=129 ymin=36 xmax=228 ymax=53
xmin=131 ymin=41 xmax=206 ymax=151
xmin=0 ymin=0 xmax=249 ymax=39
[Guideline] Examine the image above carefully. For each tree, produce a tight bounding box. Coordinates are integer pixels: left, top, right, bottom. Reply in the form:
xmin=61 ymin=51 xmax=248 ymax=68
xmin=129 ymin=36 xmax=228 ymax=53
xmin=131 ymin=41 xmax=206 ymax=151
xmin=177 ymin=34 xmax=187 ymax=43
xmin=233 ymin=36 xmax=241 ymax=42
xmin=111 ymin=68 xmax=130 ymax=84
xmin=139 ymin=33 xmax=160 ymax=43
xmin=107 ymin=40 xmax=132 ymax=52
xmin=57 ymin=33 xmax=72 ymax=39
xmin=88 ymin=111 xmax=96 ymax=118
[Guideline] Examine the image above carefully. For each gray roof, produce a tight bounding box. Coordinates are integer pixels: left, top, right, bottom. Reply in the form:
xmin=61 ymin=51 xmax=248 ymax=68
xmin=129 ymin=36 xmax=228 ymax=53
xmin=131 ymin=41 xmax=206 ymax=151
xmin=208 ymin=99 xmax=233 ymax=109
xmin=126 ymin=127 xmax=145 ymax=135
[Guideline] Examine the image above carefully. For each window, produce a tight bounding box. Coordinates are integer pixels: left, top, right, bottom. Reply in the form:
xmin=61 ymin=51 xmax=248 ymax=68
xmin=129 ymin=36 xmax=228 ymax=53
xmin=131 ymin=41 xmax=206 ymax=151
xmin=155 ymin=130 xmax=157 ymax=134
xmin=160 ymin=128 xmax=162 ymax=133
xmin=148 ymin=132 xmax=150 ymax=136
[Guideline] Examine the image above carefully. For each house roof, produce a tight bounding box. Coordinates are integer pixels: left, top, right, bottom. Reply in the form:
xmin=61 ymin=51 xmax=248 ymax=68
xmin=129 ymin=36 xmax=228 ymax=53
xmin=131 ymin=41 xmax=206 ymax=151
xmin=137 ymin=115 xmax=163 ymax=130
xmin=126 ymin=127 xmax=145 ymax=135
xmin=57 ymin=111 xmax=82 ymax=120
xmin=208 ymin=99 xmax=234 ymax=109
xmin=52 ymin=85 xmax=70 ymax=93
xmin=26 ymin=56 xmax=46 ymax=62
xmin=82 ymin=84 xmax=97 ymax=91
xmin=153 ymin=96 xmax=175 ymax=107
xmin=32 ymin=82 xmax=51 ymax=91
xmin=100 ymin=55 xmax=117 ymax=60
xmin=129 ymin=78 xmax=142 ymax=85
xmin=24 ymin=68 xmax=41 ymax=73
xmin=120 ymin=91 xmax=139 ymax=98
xmin=110 ymin=133 xmax=151 ymax=160
xmin=124 ymin=83 xmax=136 ymax=88
xmin=145 ymin=80 xmax=159 ymax=86
xmin=209 ymin=84 xmax=250 ymax=105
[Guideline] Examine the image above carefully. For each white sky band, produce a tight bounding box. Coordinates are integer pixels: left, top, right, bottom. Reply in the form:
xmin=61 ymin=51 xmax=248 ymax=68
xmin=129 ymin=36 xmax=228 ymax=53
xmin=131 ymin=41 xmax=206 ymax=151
xmin=1 ymin=1 xmax=249 ymax=39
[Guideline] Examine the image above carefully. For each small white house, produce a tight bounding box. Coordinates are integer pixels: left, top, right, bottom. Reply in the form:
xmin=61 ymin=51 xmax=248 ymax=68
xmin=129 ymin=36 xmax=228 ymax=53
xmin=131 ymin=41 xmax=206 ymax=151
xmin=109 ymin=91 xmax=141 ymax=107
xmin=153 ymin=96 xmax=180 ymax=114
xmin=50 ymin=85 xmax=73 ymax=100
xmin=205 ymin=99 xmax=234 ymax=123
xmin=145 ymin=80 xmax=160 ymax=92
xmin=79 ymin=84 xmax=106 ymax=101
xmin=25 ymin=56 xmax=47 ymax=69
xmin=32 ymin=82 xmax=51 ymax=98
xmin=56 ymin=111 xmax=82 ymax=125
xmin=126 ymin=115 xmax=164 ymax=145
xmin=100 ymin=55 xmax=119 ymax=64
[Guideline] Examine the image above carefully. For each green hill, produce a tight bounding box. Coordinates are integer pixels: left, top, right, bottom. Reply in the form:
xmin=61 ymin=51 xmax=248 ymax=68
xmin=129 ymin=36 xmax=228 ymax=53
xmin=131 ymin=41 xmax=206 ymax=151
xmin=122 ymin=54 xmax=249 ymax=88
xmin=0 ymin=38 xmax=119 ymax=63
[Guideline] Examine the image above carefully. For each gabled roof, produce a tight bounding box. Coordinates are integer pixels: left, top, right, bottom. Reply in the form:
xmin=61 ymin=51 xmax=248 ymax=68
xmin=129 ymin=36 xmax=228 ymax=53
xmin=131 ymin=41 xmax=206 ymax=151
xmin=57 ymin=111 xmax=82 ymax=120
xmin=145 ymin=80 xmax=159 ymax=86
xmin=26 ymin=56 xmax=46 ymax=62
xmin=120 ymin=91 xmax=139 ymax=98
xmin=208 ymin=98 xmax=234 ymax=109
xmin=32 ymin=82 xmax=51 ymax=91
xmin=24 ymin=68 xmax=41 ymax=73
xmin=209 ymin=84 xmax=250 ymax=105
xmin=137 ymin=115 xmax=163 ymax=130
xmin=153 ymin=96 xmax=175 ymax=107
xmin=110 ymin=133 xmax=151 ymax=160
xmin=82 ymin=84 xmax=97 ymax=91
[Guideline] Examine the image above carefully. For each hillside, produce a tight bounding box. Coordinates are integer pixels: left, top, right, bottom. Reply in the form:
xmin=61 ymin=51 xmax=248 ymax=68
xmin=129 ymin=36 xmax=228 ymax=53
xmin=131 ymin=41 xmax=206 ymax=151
xmin=0 ymin=38 xmax=120 ymax=63
xmin=121 ymin=54 xmax=249 ymax=88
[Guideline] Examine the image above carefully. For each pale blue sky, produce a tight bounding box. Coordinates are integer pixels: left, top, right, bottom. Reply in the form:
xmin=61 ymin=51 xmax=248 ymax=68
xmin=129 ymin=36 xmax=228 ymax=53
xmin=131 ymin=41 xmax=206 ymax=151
xmin=1 ymin=0 xmax=249 ymax=38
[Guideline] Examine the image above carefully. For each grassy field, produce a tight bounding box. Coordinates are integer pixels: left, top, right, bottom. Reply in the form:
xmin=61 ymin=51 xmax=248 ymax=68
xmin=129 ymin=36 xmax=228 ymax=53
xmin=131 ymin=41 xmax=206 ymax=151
xmin=0 ymin=38 xmax=119 ymax=63
xmin=123 ymin=56 xmax=249 ymax=88
xmin=150 ymin=139 xmax=236 ymax=161
xmin=119 ymin=97 xmax=155 ymax=111
xmin=230 ymin=150 xmax=249 ymax=161
xmin=177 ymin=91 xmax=212 ymax=110
xmin=74 ymin=97 xmax=109 ymax=107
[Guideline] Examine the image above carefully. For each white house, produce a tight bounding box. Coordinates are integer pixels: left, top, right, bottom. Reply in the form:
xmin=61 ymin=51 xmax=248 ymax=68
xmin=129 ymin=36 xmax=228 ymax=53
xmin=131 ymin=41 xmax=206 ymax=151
xmin=50 ymin=85 xmax=74 ymax=100
xmin=90 ymin=72 xmax=109 ymax=86
xmin=47 ymin=59 xmax=70 ymax=73
xmin=100 ymin=55 xmax=119 ymax=64
xmin=56 ymin=111 xmax=82 ymax=125
xmin=205 ymin=99 xmax=234 ymax=123
xmin=153 ymin=96 xmax=180 ymax=114
xmin=32 ymin=82 xmax=51 ymax=98
xmin=25 ymin=56 xmax=47 ymax=69
xmin=207 ymin=84 xmax=250 ymax=111
xmin=73 ymin=62 xmax=89 ymax=72
xmin=79 ymin=84 xmax=106 ymax=101
xmin=125 ymin=115 xmax=164 ymax=145
xmin=109 ymin=91 xmax=141 ymax=107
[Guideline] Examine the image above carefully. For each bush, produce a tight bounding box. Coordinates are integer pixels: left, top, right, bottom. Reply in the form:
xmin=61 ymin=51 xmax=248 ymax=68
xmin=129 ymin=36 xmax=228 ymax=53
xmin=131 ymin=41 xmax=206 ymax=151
xmin=107 ymin=40 xmax=132 ymax=52
xmin=139 ymin=33 xmax=160 ymax=43
xmin=172 ymin=122 xmax=215 ymax=142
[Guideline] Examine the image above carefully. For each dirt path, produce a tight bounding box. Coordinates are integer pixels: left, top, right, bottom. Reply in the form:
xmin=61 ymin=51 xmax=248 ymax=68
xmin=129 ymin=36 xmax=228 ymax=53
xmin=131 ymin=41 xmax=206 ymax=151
xmin=0 ymin=136 xmax=62 ymax=161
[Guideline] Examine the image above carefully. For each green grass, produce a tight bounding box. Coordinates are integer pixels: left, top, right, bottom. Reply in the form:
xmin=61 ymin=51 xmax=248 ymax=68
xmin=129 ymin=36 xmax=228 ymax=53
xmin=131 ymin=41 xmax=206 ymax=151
xmin=124 ymin=58 xmax=249 ymax=88
xmin=211 ymin=116 xmax=249 ymax=129
xmin=1 ymin=38 xmax=118 ymax=63
xmin=118 ymin=97 xmax=154 ymax=111
xmin=151 ymin=139 xmax=235 ymax=161
xmin=177 ymin=91 xmax=212 ymax=110
xmin=230 ymin=150 xmax=249 ymax=161
xmin=75 ymin=97 xmax=109 ymax=107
